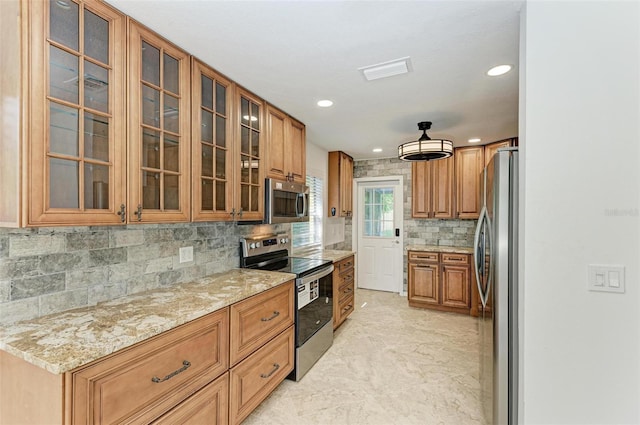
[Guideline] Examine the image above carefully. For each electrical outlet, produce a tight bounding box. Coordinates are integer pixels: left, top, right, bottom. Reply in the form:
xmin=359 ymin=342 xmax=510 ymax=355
xmin=588 ymin=265 xmax=625 ymax=293
xmin=179 ymin=246 xmax=194 ymax=263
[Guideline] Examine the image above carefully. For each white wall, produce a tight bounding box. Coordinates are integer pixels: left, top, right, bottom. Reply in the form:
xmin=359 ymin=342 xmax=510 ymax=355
xmin=521 ymin=2 xmax=639 ymax=423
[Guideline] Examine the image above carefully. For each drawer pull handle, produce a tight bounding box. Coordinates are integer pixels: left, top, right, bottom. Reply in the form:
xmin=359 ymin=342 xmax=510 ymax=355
xmin=344 ymin=287 xmax=352 ymax=293
xmin=261 ymin=311 xmax=280 ymax=322
xmin=151 ymin=360 xmax=191 ymax=383
xmin=260 ymin=363 xmax=280 ymax=379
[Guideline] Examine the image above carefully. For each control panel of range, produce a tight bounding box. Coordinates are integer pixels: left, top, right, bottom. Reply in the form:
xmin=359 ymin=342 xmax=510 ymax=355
xmin=240 ymin=233 xmax=291 ymax=258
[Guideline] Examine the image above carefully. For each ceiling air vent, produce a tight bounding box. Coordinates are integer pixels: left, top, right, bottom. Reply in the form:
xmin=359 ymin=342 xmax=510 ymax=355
xmin=358 ymin=56 xmax=412 ymax=81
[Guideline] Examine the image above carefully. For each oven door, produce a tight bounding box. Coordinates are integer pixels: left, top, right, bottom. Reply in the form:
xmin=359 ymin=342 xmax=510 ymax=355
xmin=296 ymin=265 xmax=333 ymax=347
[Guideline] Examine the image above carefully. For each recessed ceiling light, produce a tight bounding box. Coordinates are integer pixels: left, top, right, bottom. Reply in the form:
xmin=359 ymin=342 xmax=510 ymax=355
xmin=317 ymin=100 xmax=333 ymax=107
xmin=242 ymin=115 xmax=258 ymax=122
xmin=372 ymin=148 xmax=383 ymax=153
xmin=487 ymin=65 xmax=512 ymax=76
xmin=468 ymin=138 xmax=482 ymax=143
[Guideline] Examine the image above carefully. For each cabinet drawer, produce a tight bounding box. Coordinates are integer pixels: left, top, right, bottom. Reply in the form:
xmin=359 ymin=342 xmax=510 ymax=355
xmin=338 ymin=281 xmax=355 ymax=304
xmin=229 ymin=325 xmax=295 ymax=425
xmin=151 ymin=372 xmax=229 ymax=425
xmin=441 ymin=253 xmax=469 ymax=265
xmin=338 ymin=268 xmax=355 ymax=287
xmin=230 ymin=281 xmax=295 ymax=366
xmin=71 ymin=308 xmax=229 ymax=425
xmin=337 ymin=293 xmax=355 ymax=322
xmin=408 ymin=251 xmax=438 ymax=263
xmin=336 ymin=255 xmax=354 ymax=274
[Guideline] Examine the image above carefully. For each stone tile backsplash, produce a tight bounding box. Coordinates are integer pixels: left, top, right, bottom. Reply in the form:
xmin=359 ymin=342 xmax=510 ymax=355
xmin=0 ymin=222 xmax=289 ymax=324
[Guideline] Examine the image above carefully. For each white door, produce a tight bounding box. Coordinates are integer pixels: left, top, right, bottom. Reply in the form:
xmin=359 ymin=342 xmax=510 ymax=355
xmin=355 ymin=177 xmax=403 ymax=293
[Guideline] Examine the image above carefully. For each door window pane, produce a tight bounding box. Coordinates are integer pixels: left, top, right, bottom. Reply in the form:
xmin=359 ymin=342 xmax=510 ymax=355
xmin=363 ymin=187 xmax=394 ymax=237
xmin=164 ymin=135 xmax=179 ymax=172
xmin=84 ymin=60 xmax=109 ymax=112
xmin=142 ymin=129 xmax=160 ymax=169
xmin=216 ymin=181 xmax=226 ymax=211
xmin=84 ymin=112 xmax=109 ymax=161
xmin=163 ymin=53 xmax=179 ymax=94
xmin=251 ymin=103 xmax=260 ymax=130
xmin=142 ymin=171 xmax=160 ymax=209
xmin=215 ymin=83 xmax=226 ymax=113
xmin=201 ymin=75 xmax=213 ymax=109
xmin=202 ymin=145 xmax=213 ymax=177
xmin=164 ymin=174 xmax=179 ymax=210
xmin=50 ymin=158 xmax=79 ymax=208
xmin=201 ymin=110 xmax=213 ymax=143
xmin=216 ymin=116 xmax=226 ymax=147
xmin=241 ymin=97 xmax=249 ymax=125
xmin=84 ymin=9 xmax=108 ymax=64
xmin=251 ymin=130 xmax=260 ymax=157
xmin=50 ymin=0 xmax=79 ymax=50
xmin=240 ymin=127 xmax=250 ymax=155
xmin=240 ymin=155 xmax=249 ymax=183
xmin=50 ymin=102 xmax=79 ymax=156
xmin=142 ymin=84 xmax=160 ymax=127
xmin=164 ymin=94 xmax=179 ymax=133
xmin=215 ymin=148 xmax=226 ymax=179
xmin=84 ymin=163 xmax=109 ymax=209
xmin=50 ymin=46 xmax=79 ymax=104
xmin=141 ymin=41 xmax=160 ymax=86
xmin=251 ymin=186 xmax=259 ymax=211
xmin=202 ymin=179 xmax=213 ymax=211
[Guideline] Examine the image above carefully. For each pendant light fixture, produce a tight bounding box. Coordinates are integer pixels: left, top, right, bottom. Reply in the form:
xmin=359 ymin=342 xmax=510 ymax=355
xmin=398 ymin=121 xmax=453 ymax=161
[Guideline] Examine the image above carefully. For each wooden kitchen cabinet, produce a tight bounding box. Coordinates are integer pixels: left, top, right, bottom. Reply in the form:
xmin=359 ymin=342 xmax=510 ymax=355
xmin=328 ymin=151 xmax=354 ymax=217
xmin=411 ymin=156 xmax=454 ymax=218
xmin=191 ymin=58 xmax=235 ymax=221
xmin=128 ymin=21 xmax=191 ymax=223
xmin=484 ymin=137 xmax=518 ymax=167
xmin=408 ymin=250 xmax=471 ymax=314
xmin=0 ymin=0 xmax=128 ymax=226
xmin=333 ymin=255 xmax=356 ymax=329
xmin=70 ymin=308 xmax=229 ymax=424
xmin=235 ymin=87 xmax=265 ymax=221
xmin=455 ymin=146 xmax=484 ymax=219
xmin=266 ymin=104 xmax=306 ymax=183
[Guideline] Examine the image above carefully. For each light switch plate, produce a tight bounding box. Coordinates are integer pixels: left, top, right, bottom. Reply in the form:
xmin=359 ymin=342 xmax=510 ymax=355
xmin=179 ymin=246 xmax=194 ymax=263
xmin=588 ymin=265 xmax=625 ymax=293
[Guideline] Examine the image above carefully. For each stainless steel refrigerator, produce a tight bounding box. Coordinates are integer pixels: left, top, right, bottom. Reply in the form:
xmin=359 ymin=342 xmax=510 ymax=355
xmin=474 ymin=148 xmax=518 ymax=425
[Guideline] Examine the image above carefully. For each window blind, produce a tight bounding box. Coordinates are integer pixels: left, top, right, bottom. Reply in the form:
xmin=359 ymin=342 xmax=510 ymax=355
xmin=292 ymin=175 xmax=323 ymax=248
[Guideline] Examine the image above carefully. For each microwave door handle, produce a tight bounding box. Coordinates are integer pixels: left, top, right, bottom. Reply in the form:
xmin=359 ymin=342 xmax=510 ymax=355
xmin=296 ymin=193 xmax=306 ymax=218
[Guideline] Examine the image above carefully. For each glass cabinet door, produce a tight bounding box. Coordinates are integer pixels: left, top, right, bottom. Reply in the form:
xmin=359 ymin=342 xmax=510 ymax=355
xmin=236 ymin=88 xmax=264 ymax=220
xmin=191 ymin=60 xmax=233 ymax=221
xmin=28 ymin=0 xmax=126 ymax=225
xmin=128 ymin=22 xmax=190 ymax=223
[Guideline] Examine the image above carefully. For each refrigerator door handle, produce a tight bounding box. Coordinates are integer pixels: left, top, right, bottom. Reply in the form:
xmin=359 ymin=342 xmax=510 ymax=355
xmin=474 ymin=205 xmax=490 ymax=308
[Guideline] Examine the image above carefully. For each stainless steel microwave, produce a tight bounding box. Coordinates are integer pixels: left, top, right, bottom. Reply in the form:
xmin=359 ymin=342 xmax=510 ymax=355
xmin=264 ymin=178 xmax=309 ymax=224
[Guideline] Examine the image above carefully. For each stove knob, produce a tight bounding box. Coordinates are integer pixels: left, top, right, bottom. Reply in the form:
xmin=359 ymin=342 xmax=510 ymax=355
xmin=256 ymin=242 xmax=261 ymax=248
xmin=284 ymin=238 xmax=289 ymax=243
xmin=249 ymin=243 xmax=256 ymax=249
xmin=280 ymin=238 xmax=286 ymax=244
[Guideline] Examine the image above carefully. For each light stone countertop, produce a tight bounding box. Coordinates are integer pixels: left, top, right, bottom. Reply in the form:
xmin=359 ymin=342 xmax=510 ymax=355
xmin=0 ymin=269 xmax=295 ymax=375
xmin=293 ymin=249 xmax=356 ymax=263
xmin=405 ymin=245 xmax=474 ymax=255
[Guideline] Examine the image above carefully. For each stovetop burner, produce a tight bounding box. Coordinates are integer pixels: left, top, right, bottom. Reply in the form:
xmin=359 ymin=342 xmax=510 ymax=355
xmin=239 ymin=234 xmax=331 ymax=277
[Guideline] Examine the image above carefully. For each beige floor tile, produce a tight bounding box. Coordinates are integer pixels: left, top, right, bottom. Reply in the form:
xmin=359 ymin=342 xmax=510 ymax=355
xmin=243 ymin=288 xmax=486 ymax=425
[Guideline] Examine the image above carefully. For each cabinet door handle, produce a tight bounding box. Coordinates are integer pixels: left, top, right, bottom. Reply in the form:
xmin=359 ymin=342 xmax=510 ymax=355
xmin=261 ymin=311 xmax=280 ymax=322
xmin=117 ymin=204 xmax=126 ymax=223
xmin=151 ymin=360 xmax=191 ymax=383
xmin=134 ymin=204 xmax=142 ymax=221
xmin=260 ymin=363 xmax=280 ymax=379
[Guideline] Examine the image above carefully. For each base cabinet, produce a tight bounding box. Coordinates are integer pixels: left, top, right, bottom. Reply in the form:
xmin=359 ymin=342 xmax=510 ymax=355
xmin=0 ymin=281 xmax=295 ymax=425
xmin=333 ymin=255 xmax=355 ymax=329
xmin=407 ymin=251 xmax=471 ymax=314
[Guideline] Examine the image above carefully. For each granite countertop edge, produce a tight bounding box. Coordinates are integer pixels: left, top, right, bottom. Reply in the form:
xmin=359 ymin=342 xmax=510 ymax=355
xmin=405 ymin=245 xmax=474 ymax=254
xmin=0 ymin=269 xmax=296 ymax=375
xmin=293 ymin=249 xmax=356 ymax=263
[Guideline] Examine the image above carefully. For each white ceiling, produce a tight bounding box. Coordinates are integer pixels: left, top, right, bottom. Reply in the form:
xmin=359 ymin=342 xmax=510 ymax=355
xmin=106 ymin=0 xmax=522 ymax=160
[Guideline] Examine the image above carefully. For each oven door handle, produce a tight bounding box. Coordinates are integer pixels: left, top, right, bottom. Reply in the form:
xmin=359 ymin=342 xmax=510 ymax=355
xmin=298 ymin=265 xmax=334 ymax=285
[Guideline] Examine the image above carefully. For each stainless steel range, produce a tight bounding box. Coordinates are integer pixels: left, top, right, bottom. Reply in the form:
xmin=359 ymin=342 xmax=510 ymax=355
xmin=240 ymin=234 xmax=333 ymax=381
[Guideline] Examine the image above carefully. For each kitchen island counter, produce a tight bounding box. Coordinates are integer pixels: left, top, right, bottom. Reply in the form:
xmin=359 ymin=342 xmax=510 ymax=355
xmin=0 ymin=269 xmax=295 ymax=374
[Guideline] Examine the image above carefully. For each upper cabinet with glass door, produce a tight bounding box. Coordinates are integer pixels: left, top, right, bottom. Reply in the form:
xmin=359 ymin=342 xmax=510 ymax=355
xmin=128 ymin=21 xmax=191 ymax=223
xmin=235 ymin=88 xmax=264 ymax=221
xmin=24 ymin=0 xmax=127 ymax=226
xmin=191 ymin=59 xmax=234 ymax=221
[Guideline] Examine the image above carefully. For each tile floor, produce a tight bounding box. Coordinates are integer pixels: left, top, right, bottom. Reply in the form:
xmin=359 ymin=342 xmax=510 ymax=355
xmin=244 ymin=288 xmax=486 ymax=425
